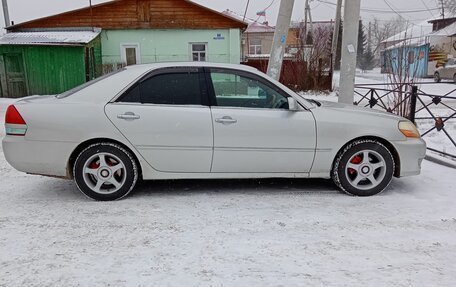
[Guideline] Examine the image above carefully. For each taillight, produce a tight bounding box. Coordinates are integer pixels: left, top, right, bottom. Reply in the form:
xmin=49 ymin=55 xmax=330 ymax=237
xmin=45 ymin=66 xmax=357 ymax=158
xmin=5 ymin=105 xmax=28 ymax=136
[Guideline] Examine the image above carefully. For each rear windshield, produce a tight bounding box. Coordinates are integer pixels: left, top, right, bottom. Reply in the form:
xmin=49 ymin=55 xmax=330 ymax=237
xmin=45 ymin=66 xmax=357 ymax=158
xmin=56 ymin=69 xmax=126 ymax=99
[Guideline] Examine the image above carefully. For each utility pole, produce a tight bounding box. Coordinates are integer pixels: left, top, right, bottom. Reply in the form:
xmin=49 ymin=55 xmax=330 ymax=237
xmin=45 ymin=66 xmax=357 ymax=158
xmin=303 ymin=0 xmax=309 ymax=43
xmin=338 ymin=0 xmax=361 ymax=104
xmin=440 ymin=0 xmax=445 ymax=19
xmin=2 ymin=0 xmax=10 ymax=29
xmin=331 ymin=0 xmax=342 ymax=72
xmin=267 ymin=0 xmax=295 ymax=80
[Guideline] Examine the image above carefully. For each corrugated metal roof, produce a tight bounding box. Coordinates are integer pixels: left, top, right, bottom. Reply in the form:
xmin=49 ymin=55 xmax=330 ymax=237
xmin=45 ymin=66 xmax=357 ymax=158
xmin=0 ymin=29 xmax=101 ymax=46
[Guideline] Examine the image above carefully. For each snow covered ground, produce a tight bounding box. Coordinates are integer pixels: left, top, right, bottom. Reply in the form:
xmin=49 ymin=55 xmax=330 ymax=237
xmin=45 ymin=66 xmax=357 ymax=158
xmin=0 ymin=77 xmax=455 ymax=286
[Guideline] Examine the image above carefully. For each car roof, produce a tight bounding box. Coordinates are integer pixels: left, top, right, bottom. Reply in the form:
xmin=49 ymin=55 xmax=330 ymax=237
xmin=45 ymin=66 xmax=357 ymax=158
xmin=124 ymin=62 xmax=260 ymax=74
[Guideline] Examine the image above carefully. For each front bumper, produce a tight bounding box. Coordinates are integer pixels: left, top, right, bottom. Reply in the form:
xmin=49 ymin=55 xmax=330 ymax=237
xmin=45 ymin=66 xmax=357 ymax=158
xmin=391 ymin=138 xmax=427 ymax=177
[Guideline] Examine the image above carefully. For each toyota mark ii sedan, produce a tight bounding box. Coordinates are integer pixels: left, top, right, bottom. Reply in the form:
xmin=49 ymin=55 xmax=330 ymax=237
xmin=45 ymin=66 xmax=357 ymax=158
xmin=3 ymin=62 xmax=426 ymax=201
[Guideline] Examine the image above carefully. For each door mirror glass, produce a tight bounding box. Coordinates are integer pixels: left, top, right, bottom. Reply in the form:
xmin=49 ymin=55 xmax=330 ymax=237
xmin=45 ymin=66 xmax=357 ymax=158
xmin=288 ymin=97 xmax=299 ymax=111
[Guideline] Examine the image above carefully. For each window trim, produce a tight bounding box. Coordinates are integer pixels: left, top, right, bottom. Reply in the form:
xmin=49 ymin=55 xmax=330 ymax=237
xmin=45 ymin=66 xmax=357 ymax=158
xmin=249 ymin=39 xmax=262 ymax=55
xmin=204 ymin=67 xmax=292 ymax=110
xmin=189 ymin=42 xmax=208 ymax=62
xmin=120 ymin=43 xmax=141 ymax=65
xmin=115 ymin=67 xmax=210 ymax=106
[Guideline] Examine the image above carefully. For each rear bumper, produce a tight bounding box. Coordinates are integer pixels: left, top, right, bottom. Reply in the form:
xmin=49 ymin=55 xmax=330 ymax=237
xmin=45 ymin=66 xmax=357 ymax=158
xmin=2 ymin=136 xmax=76 ymax=178
xmin=391 ymin=138 xmax=427 ymax=177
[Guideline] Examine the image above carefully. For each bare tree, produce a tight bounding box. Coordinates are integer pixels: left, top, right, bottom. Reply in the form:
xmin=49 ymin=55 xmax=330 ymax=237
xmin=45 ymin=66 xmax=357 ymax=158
xmin=382 ymin=23 xmax=422 ymax=117
xmin=443 ymin=0 xmax=456 ymax=16
xmin=371 ymin=17 xmax=407 ymax=59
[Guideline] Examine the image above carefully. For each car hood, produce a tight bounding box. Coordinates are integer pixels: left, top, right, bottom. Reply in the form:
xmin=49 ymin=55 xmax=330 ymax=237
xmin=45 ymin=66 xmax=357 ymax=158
xmin=316 ymin=100 xmax=405 ymax=121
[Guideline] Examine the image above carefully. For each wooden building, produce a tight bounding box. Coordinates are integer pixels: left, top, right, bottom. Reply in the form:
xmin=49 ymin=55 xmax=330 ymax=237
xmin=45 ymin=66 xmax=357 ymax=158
xmin=0 ymin=29 xmax=102 ymax=98
xmin=7 ymin=0 xmax=247 ymax=71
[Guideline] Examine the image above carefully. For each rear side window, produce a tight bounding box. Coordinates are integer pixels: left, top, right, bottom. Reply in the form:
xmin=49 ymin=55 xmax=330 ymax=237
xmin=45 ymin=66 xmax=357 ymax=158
xmin=120 ymin=72 xmax=203 ymax=105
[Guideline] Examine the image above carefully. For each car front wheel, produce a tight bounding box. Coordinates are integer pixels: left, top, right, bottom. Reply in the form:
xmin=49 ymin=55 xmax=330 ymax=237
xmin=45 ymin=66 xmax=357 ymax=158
xmin=434 ymin=72 xmax=441 ymax=83
xmin=332 ymin=139 xmax=395 ymax=196
xmin=74 ymin=143 xmax=138 ymax=201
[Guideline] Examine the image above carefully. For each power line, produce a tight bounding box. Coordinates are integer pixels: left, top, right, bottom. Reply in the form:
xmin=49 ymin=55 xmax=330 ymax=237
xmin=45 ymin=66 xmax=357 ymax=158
xmin=419 ymin=0 xmax=436 ymax=18
xmin=316 ymin=0 xmax=441 ymax=14
xmin=254 ymin=0 xmax=277 ymax=22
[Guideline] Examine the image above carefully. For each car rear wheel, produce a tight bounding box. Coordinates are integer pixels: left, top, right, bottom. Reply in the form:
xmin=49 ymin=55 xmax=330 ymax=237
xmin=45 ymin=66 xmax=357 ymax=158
xmin=332 ymin=139 xmax=394 ymax=196
xmin=74 ymin=143 xmax=138 ymax=201
xmin=434 ymin=72 xmax=441 ymax=83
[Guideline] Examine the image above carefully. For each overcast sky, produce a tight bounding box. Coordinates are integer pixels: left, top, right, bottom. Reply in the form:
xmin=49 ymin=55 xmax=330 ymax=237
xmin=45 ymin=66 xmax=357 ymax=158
xmin=0 ymin=0 xmax=443 ymax=32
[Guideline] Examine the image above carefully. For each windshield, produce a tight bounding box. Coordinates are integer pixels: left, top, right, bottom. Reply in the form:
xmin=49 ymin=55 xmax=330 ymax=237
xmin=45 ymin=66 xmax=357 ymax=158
xmin=56 ymin=68 xmax=126 ymax=99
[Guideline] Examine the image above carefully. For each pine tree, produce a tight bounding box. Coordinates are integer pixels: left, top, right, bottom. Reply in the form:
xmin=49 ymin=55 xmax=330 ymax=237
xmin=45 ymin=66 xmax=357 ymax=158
xmin=357 ymin=20 xmax=367 ymax=67
xmin=359 ymin=47 xmax=375 ymax=71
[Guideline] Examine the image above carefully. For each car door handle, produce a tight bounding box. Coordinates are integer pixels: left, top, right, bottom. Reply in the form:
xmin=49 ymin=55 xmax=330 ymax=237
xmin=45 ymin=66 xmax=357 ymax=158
xmin=117 ymin=112 xmax=140 ymax=120
xmin=215 ymin=116 xmax=237 ymax=125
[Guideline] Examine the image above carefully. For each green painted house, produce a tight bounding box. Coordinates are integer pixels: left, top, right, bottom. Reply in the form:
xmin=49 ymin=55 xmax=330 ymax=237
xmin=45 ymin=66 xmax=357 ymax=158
xmin=1 ymin=0 xmax=247 ymax=97
xmin=0 ymin=29 xmax=102 ymax=98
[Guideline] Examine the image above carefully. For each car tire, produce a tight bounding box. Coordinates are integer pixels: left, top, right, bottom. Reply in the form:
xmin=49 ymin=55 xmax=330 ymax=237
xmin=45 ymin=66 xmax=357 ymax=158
xmin=434 ymin=72 xmax=441 ymax=83
xmin=453 ymin=73 xmax=456 ymax=84
xmin=332 ymin=139 xmax=395 ymax=196
xmin=74 ymin=143 xmax=138 ymax=201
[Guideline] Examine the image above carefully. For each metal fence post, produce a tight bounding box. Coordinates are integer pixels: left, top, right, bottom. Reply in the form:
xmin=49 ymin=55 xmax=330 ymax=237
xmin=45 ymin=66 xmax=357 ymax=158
xmin=369 ymin=89 xmax=375 ymax=108
xmin=409 ymin=85 xmax=418 ymax=123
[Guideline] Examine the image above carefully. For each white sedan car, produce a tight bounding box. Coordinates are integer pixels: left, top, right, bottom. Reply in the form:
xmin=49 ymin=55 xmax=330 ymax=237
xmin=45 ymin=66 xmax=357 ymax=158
xmin=3 ymin=63 xmax=426 ymax=201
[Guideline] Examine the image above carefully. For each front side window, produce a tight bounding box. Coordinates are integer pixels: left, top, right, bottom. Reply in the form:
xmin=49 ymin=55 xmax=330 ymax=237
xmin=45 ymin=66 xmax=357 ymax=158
xmin=121 ymin=72 xmax=202 ymax=105
xmin=191 ymin=43 xmax=207 ymax=62
xmin=210 ymin=70 xmax=289 ymax=109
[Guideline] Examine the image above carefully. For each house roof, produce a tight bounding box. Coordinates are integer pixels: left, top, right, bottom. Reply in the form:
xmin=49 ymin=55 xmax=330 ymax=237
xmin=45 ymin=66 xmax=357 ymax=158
xmin=7 ymin=0 xmax=247 ymax=31
xmin=0 ymin=29 xmax=101 ymax=46
xmin=428 ymin=21 xmax=456 ymax=37
xmin=382 ymin=20 xmax=433 ymax=44
xmin=428 ymin=16 xmax=456 ymax=24
xmin=245 ymin=22 xmax=275 ymax=33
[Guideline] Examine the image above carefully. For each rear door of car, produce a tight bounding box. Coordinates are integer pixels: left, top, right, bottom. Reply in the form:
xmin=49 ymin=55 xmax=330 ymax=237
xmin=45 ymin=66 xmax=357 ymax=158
xmin=105 ymin=67 xmax=213 ymax=173
xmin=206 ymin=67 xmax=316 ymax=173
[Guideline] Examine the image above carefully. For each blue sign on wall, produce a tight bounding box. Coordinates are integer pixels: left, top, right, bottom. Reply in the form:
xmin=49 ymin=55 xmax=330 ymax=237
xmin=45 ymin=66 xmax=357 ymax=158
xmin=213 ymin=33 xmax=225 ymax=40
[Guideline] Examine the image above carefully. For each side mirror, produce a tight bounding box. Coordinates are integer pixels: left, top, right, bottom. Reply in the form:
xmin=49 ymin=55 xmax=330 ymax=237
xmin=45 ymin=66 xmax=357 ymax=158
xmin=288 ymin=97 xmax=299 ymax=111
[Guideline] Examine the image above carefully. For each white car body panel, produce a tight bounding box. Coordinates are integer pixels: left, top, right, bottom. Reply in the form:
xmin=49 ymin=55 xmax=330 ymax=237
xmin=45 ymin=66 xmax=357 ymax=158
xmin=105 ymin=103 xmax=213 ymax=173
xmin=2 ymin=62 xmax=426 ymax=183
xmin=211 ymin=107 xmax=316 ymax=173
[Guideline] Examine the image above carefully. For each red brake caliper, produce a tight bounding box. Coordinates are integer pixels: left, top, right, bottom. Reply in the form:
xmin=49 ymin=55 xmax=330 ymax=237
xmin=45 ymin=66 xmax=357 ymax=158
xmin=89 ymin=161 xmax=100 ymax=169
xmin=348 ymin=155 xmax=362 ymax=175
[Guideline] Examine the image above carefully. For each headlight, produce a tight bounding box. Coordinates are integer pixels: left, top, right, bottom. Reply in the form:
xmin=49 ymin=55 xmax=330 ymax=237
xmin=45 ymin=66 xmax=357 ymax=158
xmin=399 ymin=121 xmax=421 ymax=138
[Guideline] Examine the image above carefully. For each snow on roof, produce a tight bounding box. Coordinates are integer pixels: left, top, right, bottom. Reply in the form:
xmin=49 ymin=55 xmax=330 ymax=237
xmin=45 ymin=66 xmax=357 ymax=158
xmin=221 ymin=9 xmax=253 ymax=24
xmin=0 ymin=29 xmax=102 ymax=46
xmin=245 ymin=22 xmax=275 ymax=33
xmin=429 ymin=21 xmax=456 ymax=37
xmin=385 ymin=37 xmax=428 ymax=51
xmin=290 ymin=20 xmax=334 ymax=30
xmin=382 ymin=20 xmax=433 ymax=44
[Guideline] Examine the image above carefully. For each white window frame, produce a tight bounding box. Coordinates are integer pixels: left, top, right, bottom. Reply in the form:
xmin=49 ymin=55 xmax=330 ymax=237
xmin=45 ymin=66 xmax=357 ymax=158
xmin=249 ymin=39 xmax=262 ymax=55
xmin=189 ymin=42 xmax=208 ymax=62
xmin=120 ymin=43 xmax=141 ymax=65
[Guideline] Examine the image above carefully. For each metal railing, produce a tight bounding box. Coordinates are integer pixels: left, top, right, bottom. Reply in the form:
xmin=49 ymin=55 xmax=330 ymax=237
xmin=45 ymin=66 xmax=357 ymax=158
xmin=354 ymin=82 xmax=456 ymax=160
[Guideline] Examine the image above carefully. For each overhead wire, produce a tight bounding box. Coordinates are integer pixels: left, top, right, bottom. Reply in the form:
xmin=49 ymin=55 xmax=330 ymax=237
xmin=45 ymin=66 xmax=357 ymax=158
xmin=419 ymin=0 xmax=436 ymax=18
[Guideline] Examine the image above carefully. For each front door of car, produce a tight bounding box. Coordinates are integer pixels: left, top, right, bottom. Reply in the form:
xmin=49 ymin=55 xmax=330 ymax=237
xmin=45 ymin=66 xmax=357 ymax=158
xmin=207 ymin=68 xmax=316 ymax=173
xmin=105 ymin=67 xmax=213 ymax=173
